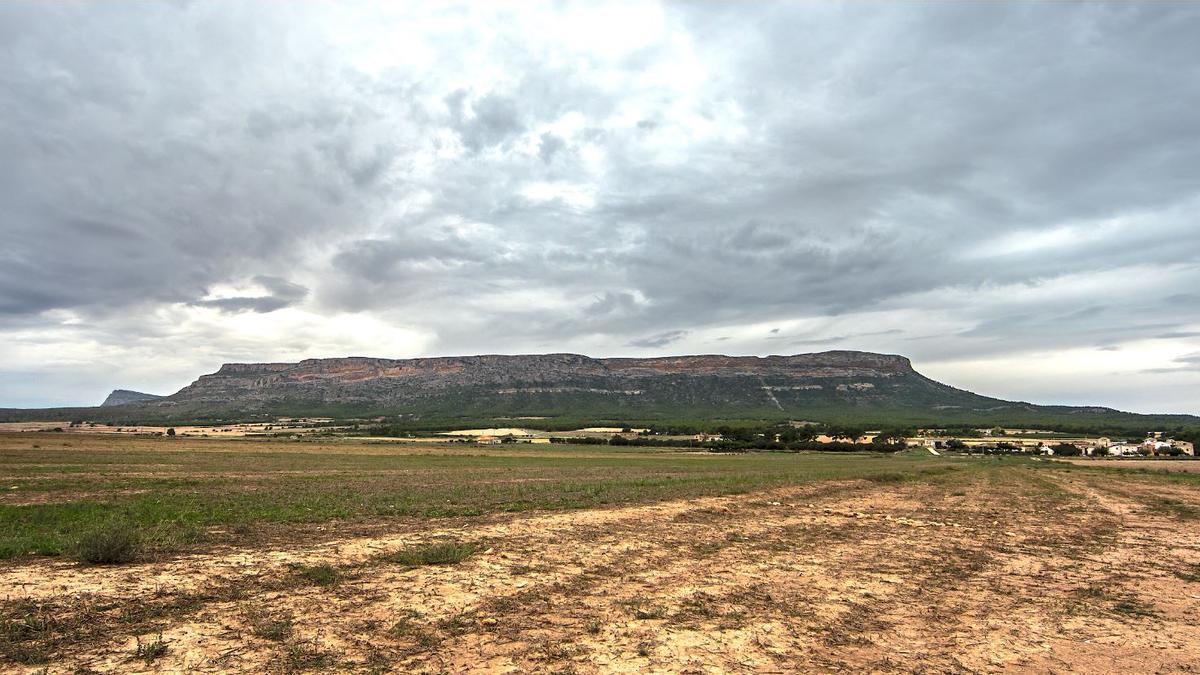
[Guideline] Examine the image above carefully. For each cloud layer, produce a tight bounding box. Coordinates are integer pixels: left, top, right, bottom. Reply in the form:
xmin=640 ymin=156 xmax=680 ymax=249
xmin=1 ymin=2 xmax=1198 ymax=413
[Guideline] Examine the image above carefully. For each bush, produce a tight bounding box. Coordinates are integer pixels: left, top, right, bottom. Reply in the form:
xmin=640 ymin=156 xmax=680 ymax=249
xmin=74 ymin=521 xmax=141 ymax=564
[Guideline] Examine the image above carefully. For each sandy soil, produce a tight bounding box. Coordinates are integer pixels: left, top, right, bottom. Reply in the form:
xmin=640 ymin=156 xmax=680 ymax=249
xmin=2 ymin=470 xmax=1199 ymax=673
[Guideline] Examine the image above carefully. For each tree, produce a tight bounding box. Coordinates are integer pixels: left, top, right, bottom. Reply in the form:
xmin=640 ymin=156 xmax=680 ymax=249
xmin=1051 ymin=442 xmax=1081 ymax=457
xmin=166 ymin=428 xmax=176 ymax=437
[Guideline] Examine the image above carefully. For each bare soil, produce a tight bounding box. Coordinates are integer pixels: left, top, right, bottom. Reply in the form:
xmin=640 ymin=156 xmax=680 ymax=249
xmin=2 ymin=466 xmax=1198 ymax=673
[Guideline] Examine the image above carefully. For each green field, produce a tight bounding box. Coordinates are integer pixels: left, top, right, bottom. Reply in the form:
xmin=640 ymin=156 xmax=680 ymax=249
xmin=0 ymin=433 xmax=966 ymax=560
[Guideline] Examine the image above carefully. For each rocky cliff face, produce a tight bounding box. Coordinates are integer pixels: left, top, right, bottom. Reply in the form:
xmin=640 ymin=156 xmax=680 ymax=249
xmin=164 ymin=351 xmax=920 ymax=406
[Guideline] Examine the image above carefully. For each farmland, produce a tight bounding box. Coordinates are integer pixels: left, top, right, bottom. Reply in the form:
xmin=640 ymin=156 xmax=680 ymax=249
xmin=1 ymin=433 xmax=1198 ymax=672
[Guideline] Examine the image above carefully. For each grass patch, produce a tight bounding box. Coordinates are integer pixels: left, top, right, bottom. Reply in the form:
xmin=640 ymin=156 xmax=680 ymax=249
xmin=378 ymin=542 xmax=478 ymax=567
xmin=133 ymin=632 xmax=168 ymax=662
xmin=290 ymin=563 xmax=340 ymax=587
xmin=1142 ymin=496 xmax=1200 ymax=520
xmin=245 ymin=609 xmax=294 ymax=642
xmin=277 ymin=640 xmax=335 ymax=672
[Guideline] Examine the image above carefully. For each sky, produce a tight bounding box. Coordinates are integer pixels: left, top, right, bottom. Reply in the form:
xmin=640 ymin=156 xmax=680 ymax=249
xmin=2 ymin=2 xmax=1199 ymax=413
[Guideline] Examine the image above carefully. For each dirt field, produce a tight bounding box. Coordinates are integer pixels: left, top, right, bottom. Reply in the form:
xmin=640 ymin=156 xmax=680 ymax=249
xmin=1 ymin=436 xmax=1199 ymax=673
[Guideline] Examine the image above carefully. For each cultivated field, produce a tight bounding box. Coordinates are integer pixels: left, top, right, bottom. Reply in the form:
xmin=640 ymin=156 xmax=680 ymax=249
xmin=1 ymin=434 xmax=1198 ymax=673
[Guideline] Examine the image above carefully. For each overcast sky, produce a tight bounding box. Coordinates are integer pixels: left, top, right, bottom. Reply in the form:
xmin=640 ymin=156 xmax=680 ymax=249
xmin=2 ymin=2 xmax=1199 ymax=413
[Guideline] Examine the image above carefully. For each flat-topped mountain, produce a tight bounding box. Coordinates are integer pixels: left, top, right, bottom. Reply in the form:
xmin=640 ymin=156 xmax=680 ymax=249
xmin=3 ymin=350 xmax=1194 ymax=428
xmin=171 ymin=351 xmax=918 ymax=404
xmin=73 ymin=351 xmax=1188 ymax=428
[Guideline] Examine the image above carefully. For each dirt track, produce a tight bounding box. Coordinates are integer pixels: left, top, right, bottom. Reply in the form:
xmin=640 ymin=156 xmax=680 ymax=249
xmin=3 ymin=467 xmax=1199 ymax=673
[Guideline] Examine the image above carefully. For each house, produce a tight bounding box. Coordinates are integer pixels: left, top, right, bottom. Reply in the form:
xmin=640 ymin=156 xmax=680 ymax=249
xmin=1143 ymin=440 xmax=1174 ymax=456
xmin=476 ymin=435 xmax=501 ymax=445
xmin=1175 ymin=441 xmax=1195 ymax=456
xmin=694 ymin=433 xmax=724 ymax=443
xmin=1108 ymin=443 xmax=1139 ymax=456
xmin=815 ymin=434 xmax=874 ymax=444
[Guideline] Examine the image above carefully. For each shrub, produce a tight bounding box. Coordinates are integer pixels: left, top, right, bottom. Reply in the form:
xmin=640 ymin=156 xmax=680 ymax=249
xmin=74 ymin=521 xmax=141 ymax=564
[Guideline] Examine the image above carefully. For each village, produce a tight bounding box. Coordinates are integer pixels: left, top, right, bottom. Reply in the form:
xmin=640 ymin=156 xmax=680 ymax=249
xmin=916 ymin=428 xmax=1196 ymax=457
xmin=687 ymin=428 xmax=1197 ymax=457
xmin=448 ymin=426 xmax=1198 ymax=458
xmin=6 ymin=418 xmax=1196 ymax=458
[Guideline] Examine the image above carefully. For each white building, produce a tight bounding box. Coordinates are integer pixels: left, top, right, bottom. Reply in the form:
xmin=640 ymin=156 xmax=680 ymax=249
xmin=1108 ymin=443 xmax=1139 ymax=456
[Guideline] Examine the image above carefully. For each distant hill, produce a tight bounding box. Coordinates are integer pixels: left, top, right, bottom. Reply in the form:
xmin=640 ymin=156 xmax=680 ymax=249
xmin=100 ymin=389 xmax=165 ymax=407
xmin=2 ymin=351 xmax=1197 ymax=430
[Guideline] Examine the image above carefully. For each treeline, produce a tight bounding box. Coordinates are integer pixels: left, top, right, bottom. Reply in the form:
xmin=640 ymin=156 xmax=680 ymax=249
xmin=550 ymin=435 xmax=899 ymax=453
xmin=550 ymin=422 xmax=915 ymax=453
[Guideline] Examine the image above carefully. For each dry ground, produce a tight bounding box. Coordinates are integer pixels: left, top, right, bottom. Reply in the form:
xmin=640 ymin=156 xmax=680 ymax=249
xmin=1 ymin=445 xmax=1199 ymax=673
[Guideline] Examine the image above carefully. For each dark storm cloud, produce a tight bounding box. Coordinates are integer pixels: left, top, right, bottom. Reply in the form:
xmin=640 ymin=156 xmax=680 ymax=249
xmin=192 ymin=276 xmax=309 ymax=314
xmin=2 ymin=2 xmax=1200 ymax=412
xmin=1143 ymin=353 xmax=1200 ymax=374
xmin=628 ymin=330 xmax=689 ymax=349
